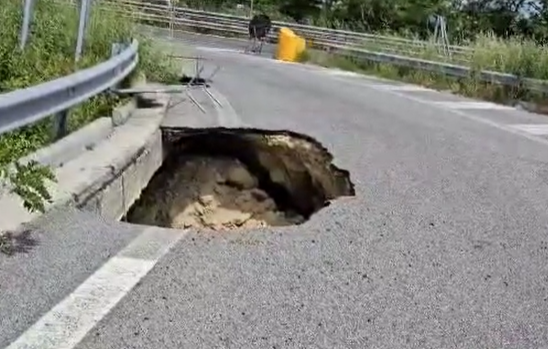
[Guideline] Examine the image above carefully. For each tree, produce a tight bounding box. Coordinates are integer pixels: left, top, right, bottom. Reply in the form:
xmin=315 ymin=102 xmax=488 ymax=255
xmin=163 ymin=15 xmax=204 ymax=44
xmin=279 ymin=0 xmax=323 ymax=22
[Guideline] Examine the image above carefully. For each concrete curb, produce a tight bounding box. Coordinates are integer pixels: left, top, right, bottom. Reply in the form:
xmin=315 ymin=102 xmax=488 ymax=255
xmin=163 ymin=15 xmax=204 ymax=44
xmin=112 ymin=99 xmax=137 ymax=127
xmin=0 ymin=83 xmax=171 ymax=235
xmin=22 ymin=117 xmax=114 ymax=168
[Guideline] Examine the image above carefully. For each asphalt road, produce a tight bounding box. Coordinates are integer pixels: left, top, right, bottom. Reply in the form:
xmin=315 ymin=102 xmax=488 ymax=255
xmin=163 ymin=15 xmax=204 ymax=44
xmin=3 ymin=32 xmax=548 ymax=349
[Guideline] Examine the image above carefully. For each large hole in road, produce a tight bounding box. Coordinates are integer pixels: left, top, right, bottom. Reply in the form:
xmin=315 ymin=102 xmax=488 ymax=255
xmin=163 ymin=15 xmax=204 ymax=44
xmin=126 ymin=128 xmax=355 ymax=230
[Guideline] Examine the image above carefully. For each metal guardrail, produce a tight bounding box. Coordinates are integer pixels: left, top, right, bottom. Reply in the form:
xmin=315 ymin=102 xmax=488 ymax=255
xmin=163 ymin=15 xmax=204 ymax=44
xmin=326 ymin=44 xmax=548 ymax=93
xmin=15 ymin=0 xmax=548 ymax=118
xmin=181 ymin=9 xmax=471 ymax=54
xmin=98 ymin=0 xmax=473 ymax=62
xmin=0 ymin=40 xmax=139 ymax=137
xmin=97 ymin=0 xmax=548 ymax=94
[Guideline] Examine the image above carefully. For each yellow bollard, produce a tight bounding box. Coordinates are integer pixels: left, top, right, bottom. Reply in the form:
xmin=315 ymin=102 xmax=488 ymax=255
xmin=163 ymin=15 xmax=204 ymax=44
xmin=275 ymin=27 xmax=297 ymax=61
xmin=275 ymin=27 xmax=308 ymax=62
xmin=295 ymin=35 xmax=306 ymax=59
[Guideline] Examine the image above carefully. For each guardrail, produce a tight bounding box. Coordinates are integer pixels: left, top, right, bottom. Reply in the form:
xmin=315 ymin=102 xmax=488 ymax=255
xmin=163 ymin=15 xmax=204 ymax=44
xmin=94 ymin=0 xmax=548 ymax=94
xmin=96 ymin=0 xmax=473 ymax=63
xmin=0 ymin=40 xmax=138 ymax=138
xmin=326 ymin=44 xmax=548 ymax=93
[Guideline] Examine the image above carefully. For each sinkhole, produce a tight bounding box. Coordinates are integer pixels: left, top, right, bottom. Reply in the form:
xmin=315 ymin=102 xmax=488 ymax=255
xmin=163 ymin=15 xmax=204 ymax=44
xmin=126 ymin=128 xmax=355 ymax=230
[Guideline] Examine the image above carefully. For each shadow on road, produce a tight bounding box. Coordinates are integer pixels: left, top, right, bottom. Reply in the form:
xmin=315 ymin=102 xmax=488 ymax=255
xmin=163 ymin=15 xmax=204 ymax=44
xmin=0 ymin=229 xmax=39 ymax=256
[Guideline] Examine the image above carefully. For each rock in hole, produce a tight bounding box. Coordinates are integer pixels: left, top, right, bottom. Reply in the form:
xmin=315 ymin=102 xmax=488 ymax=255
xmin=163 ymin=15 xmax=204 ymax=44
xmin=126 ymin=128 xmax=355 ymax=231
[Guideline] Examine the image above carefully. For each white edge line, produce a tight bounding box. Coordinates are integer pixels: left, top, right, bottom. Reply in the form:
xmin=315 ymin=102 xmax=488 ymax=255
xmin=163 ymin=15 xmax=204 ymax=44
xmin=6 ymin=227 xmax=187 ymax=349
xmin=373 ymin=84 xmax=433 ymax=92
xmin=196 ymin=46 xmax=240 ymax=53
xmin=226 ymin=56 xmax=548 ymax=145
xmin=510 ymin=124 xmax=548 ymax=135
xmin=321 ymin=74 xmax=548 ymax=147
xmin=208 ymin=87 xmax=245 ymax=128
xmin=430 ymin=101 xmax=514 ymax=110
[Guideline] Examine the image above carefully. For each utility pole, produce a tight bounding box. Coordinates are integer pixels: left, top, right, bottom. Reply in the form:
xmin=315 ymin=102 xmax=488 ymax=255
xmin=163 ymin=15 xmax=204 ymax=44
xmin=20 ymin=0 xmax=35 ymax=50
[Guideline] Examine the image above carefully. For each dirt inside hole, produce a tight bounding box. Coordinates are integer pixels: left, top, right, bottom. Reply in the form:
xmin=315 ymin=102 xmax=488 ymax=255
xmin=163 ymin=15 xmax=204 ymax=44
xmin=126 ymin=128 xmax=355 ymax=230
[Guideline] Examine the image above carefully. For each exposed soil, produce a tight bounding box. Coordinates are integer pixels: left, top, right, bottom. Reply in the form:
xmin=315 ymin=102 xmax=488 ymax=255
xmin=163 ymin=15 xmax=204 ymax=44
xmin=126 ymin=128 xmax=355 ymax=231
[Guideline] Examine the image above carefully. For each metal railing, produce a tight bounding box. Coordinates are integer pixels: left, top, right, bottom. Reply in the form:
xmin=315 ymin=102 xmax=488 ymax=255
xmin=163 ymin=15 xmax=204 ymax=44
xmin=5 ymin=0 xmax=548 ymax=142
xmin=0 ymin=41 xmax=139 ymax=135
xmin=97 ymin=0 xmax=473 ymax=63
xmin=95 ymin=0 xmax=548 ymax=94
xmin=0 ymin=0 xmax=140 ymax=140
xmin=0 ymin=40 xmax=139 ymax=137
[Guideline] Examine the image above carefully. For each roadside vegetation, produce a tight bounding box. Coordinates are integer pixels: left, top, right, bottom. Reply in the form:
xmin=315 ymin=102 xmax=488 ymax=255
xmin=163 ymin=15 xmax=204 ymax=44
xmin=124 ymin=0 xmax=548 ymax=107
xmin=298 ymin=33 xmax=548 ymax=108
xmin=0 ymin=0 xmax=179 ymax=218
xmin=1 ymin=0 xmax=546 ymax=240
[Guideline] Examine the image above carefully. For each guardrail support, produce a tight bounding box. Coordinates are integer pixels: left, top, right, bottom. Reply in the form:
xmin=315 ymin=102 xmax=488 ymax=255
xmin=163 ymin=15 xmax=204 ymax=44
xmin=111 ymin=43 xmax=123 ymax=59
xmin=169 ymin=4 xmax=175 ymax=39
xmin=110 ymin=43 xmax=126 ymax=92
xmin=53 ymin=111 xmax=69 ymax=141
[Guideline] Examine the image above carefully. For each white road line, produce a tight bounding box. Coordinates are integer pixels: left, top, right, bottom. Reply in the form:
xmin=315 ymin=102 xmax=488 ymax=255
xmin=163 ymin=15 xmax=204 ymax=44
xmin=322 ymin=74 xmax=548 ymax=147
xmin=5 ymin=226 xmax=187 ymax=349
xmin=207 ymin=86 xmax=245 ymax=127
xmin=273 ymin=59 xmax=300 ymax=65
xmin=324 ymin=70 xmax=361 ymax=78
xmin=195 ymin=46 xmax=240 ymax=53
xmin=509 ymin=124 xmax=548 ymax=135
xmin=371 ymin=84 xmax=433 ymax=92
xmin=218 ymin=55 xmax=548 ymax=146
xmin=430 ymin=101 xmax=514 ymax=110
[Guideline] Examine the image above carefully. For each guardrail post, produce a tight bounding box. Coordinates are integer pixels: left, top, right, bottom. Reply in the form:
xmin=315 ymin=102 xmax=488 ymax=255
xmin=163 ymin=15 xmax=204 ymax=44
xmin=53 ymin=111 xmax=69 ymax=141
xmin=111 ymin=42 xmax=124 ymax=59
xmin=110 ymin=42 xmax=126 ymax=91
xmin=169 ymin=3 xmax=175 ymax=39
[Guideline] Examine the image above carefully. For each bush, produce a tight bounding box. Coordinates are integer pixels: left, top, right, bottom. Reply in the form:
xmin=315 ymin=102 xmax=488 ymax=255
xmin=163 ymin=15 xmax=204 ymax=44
xmin=0 ymin=0 xmax=179 ymax=214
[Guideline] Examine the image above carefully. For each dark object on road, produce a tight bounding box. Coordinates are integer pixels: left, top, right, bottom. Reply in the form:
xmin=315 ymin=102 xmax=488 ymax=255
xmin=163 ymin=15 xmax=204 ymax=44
xmin=246 ymin=13 xmax=272 ymax=54
xmin=179 ymin=74 xmax=210 ymax=87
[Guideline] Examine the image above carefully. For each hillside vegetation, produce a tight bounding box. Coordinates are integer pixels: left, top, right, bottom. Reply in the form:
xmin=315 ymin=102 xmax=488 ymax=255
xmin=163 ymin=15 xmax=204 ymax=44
xmin=0 ymin=0 xmax=179 ymax=214
xmin=185 ymin=0 xmax=548 ymax=45
xmin=172 ymin=0 xmax=548 ymax=106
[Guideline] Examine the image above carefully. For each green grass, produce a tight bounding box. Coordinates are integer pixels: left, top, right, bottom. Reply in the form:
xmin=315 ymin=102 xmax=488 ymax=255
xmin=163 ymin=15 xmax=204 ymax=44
xmin=0 ymin=0 xmax=180 ymax=214
xmin=302 ymin=33 xmax=548 ymax=108
xmin=116 ymin=1 xmax=548 ymax=107
xmin=353 ymin=32 xmax=548 ymax=78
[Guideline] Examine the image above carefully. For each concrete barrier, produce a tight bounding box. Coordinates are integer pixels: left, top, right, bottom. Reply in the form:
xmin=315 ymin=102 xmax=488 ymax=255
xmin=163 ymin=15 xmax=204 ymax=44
xmin=0 ymin=83 xmax=171 ymax=234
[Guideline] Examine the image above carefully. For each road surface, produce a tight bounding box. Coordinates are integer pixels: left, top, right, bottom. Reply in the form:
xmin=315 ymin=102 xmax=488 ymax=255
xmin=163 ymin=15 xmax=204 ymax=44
xmin=2 ymin=31 xmax=548 ymax=349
